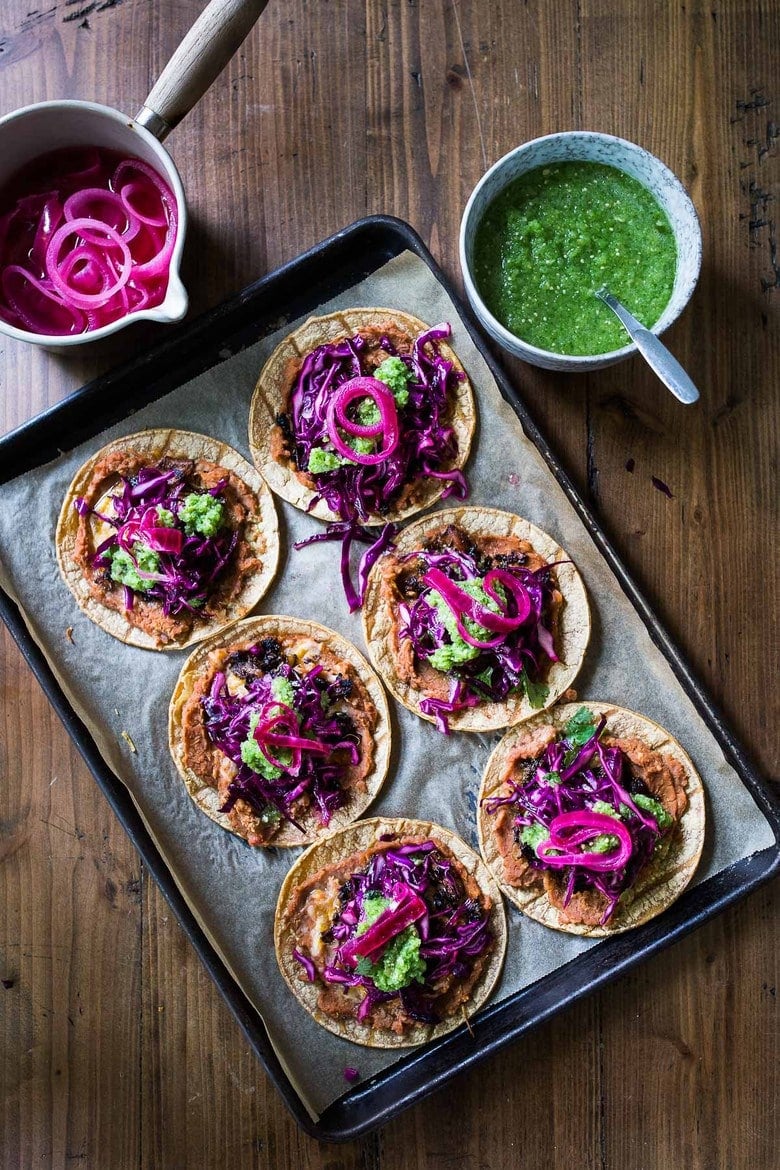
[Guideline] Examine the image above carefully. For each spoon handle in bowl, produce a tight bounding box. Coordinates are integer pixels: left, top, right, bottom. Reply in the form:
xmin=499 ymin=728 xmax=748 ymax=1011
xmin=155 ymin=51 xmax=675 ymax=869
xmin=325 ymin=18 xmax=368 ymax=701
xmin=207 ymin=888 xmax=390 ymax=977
xmin=597 ymin=290 xmax=700 ymax=405
xmin=136 ymin=0 xmax=269 ymax=140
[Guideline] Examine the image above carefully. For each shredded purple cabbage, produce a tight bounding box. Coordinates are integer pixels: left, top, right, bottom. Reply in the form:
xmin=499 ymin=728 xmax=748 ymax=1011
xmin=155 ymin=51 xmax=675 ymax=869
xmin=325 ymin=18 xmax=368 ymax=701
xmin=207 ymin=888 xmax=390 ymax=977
xmin=483 ymin=709 xmax=672 ymax=923
xmin=420 ymin=677 xmax=481 ymax=734
xmin=293 ymin=948 xmax=317 ymax=982
xmin=396 ymin=541 xmax=560 ymax=732
xmin=285 ymin=324 xmax=467 ymax=520
xmin=296 ymin=838 xmax=492 ymax=1026
xmin=75 ymin=463 xmax=237 ymax=616
xmin=294 ymin=519 xmax=398 ymax=613
xmin=285 ymin=324 xmax=469 ymax=608
xmin=202 ymin=639 xmax=363 ymax=834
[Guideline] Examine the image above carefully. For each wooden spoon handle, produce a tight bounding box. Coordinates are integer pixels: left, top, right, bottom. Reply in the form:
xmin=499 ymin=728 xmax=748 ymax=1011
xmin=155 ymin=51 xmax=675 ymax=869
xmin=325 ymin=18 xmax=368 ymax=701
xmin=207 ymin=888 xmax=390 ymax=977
xmin=136 ymin=0 xmax=269 ymax=140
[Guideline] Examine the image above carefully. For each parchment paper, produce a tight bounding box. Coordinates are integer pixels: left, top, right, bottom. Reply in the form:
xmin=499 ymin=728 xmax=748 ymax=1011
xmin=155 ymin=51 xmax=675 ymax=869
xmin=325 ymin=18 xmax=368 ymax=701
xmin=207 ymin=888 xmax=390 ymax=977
xmin=0 ymin=252 xmax=774 ymax=1119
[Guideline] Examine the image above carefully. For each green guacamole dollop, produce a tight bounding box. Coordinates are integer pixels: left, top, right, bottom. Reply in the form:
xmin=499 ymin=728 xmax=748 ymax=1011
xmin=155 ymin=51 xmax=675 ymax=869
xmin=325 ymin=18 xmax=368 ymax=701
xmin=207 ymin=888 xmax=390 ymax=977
xmin=374 ymin=356 xmax=411 ymax=405
xmin=307 ymin=447 xmax=345 ymax=474
xmin=270 ymin=675 xmax=295 ymax=707
xmin=155 ymin=507 xmax=176 ymax=527
xmin=180 ymin=492 xmax=226 ymax=538
xmin=426 ymin=578 xmax=504 ymax=673
xmin=520 ymin=823 xmax=549 ymax=856
xmin=473 ymin=161 xmax=677 ymax=355
xmin=239 ymin=710 xmax=292 ymax=779
xmin=108 ymin=544 xmax=159 ymax=592
xmin=306 ymin=361 xmax=412 ymax=475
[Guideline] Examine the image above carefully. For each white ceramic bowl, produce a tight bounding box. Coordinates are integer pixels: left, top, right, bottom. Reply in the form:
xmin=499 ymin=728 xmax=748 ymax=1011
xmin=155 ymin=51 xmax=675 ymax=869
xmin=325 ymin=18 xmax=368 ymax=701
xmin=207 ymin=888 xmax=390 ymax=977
xmin=0 ymin=100 xmax=188 ymax=350
xmin=459 ymin=131 xmax=702 ymax=372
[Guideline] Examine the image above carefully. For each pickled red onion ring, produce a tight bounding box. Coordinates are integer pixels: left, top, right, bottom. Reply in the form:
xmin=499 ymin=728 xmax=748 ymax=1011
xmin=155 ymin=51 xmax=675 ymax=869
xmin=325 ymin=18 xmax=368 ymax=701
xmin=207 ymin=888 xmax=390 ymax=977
xmin=422 ymin=565 xmax=532 ymax=649
xmin=251 ymin=699 xmax=333 ymax=774
xmin=46 ymin=218 xmax=131 ymax=308
xmin=1 ymin=265 xmax=85 ymax=335
xmin=0 ymin=146 xmax=177 ymax=335
xmin=63 ymin=188 xmax=139 ymax=241
xmin=30 ymin=195 xmax=63 ymax=273
xmin=59 ymin=247 xmax=112 ymax=295
xmin=119 ymin=179 xmax=168 ymax=227
xmin=113 ymin=159 xmax=170 ymax=227
xmin=325 ymin=377 xmax=400 ymax=465
xmin=482 ymin=568 xmax=533 ymax=626
xmin=129 ymin=215 xmax=176 ymax=281
xmin=331 ymin=376 xmax=386 ymax=437
xmin=263 ymin=731 xmax=331 ymax=755
xmin=338 ymin=892 xmax=427 ymax=966
xmin=536 ymin=811 xmax=634 ymax=872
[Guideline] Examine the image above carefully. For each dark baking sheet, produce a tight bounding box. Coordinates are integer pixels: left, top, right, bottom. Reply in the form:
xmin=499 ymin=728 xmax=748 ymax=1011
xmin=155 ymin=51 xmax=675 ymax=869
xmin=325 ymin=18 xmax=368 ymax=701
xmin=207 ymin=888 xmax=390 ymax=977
xmin=0 ymin=216 xmax=777 ymax=1142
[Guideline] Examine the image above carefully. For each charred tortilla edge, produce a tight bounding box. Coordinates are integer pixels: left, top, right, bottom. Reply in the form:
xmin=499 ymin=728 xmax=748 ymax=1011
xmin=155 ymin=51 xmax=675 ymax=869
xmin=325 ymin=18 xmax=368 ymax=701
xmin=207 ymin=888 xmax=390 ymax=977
xmin=248 ymin=308 xmax=476 ymax=524
xmin=168 ymin=615 xmax=392 ymax=848
xmin=274 ymin=816 xmax=508 ymax=1047
xmin=361 ymin=505 xmax=591 ymax=732
xmin=56 ymin=428 xmax=280 ymax=651
xmin=477 ymin=701 xmax=706 ymax=936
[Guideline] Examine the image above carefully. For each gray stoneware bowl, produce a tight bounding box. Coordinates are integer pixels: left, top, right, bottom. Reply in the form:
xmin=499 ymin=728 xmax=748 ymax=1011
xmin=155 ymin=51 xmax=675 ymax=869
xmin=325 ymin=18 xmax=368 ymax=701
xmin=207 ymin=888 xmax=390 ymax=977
xmin=459 ymin=131 xmax=702 ymax=372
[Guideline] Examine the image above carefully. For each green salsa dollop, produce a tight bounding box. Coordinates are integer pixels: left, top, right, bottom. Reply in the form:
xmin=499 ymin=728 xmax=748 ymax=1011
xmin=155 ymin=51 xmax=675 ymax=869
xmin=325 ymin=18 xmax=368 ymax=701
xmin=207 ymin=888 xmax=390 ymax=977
xmin=472 ymin=161 xmax=677 ymax=356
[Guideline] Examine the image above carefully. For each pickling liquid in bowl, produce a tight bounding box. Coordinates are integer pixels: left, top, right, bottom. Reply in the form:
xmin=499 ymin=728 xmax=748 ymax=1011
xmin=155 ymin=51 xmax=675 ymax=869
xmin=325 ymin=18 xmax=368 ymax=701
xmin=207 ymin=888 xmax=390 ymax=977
xmin=0 ymin=145 xmax=178 ymax=336
xmin=472 ymin=161 xmax=677 ymax=356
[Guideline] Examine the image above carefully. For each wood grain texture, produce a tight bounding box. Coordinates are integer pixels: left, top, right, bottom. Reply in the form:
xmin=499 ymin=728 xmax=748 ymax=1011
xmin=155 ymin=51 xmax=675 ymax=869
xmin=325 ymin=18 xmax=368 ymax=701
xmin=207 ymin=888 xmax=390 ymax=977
xmin=0 ymin=1 xmax=777 ymax=1167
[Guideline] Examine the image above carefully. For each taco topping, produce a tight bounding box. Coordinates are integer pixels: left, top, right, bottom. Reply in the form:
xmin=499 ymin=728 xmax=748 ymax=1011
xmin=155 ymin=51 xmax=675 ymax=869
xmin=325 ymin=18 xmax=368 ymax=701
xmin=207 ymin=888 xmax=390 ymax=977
xmin=483 ymin=706 xmax=689 ymax=925
xmin=378 ymin=523 xmax=563 ymax=732
xmin=180 ymin=635 xmax=377 ymax=845
xmin=73 ymin=451 xmax=260 ymax=644
xmin=277 ymin=323 xmax=467 ymax=516
xmin=286 ymin=835 xmax=494 ymax=1033
xmin=276 ymin=321 xmax=469 ymax=609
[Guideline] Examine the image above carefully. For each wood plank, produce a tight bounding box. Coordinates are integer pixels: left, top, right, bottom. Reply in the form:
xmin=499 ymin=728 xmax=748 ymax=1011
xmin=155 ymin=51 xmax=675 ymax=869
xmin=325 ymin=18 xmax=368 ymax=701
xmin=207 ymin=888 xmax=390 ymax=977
xmin=140 ymin=877 xmax=370 ymax=1169
xmin=379 ymin=997 xmax=602 ymax=1170
xmin=0 ymin=628 xmax=142 ymax=1170
xmin=577 ymin=5 xmax=779 ymax=1170
xmin=600 ymin=885 xmax=780 ymax=1170
xmin=577 ymin=0 xmax=780 ymax=775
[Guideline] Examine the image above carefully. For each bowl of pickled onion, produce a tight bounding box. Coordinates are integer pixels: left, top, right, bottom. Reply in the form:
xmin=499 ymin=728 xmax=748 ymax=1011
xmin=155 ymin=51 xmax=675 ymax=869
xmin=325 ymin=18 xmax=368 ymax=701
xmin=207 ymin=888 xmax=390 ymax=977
xmin=0 ymin=101 xmax=187 ymax=347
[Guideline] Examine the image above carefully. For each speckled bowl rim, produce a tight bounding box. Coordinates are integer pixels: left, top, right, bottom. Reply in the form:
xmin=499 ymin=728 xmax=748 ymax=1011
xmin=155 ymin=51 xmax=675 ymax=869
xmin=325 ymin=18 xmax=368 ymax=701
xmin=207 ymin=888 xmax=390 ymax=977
xmin=459 ymin=131 xmax=702 ymax=370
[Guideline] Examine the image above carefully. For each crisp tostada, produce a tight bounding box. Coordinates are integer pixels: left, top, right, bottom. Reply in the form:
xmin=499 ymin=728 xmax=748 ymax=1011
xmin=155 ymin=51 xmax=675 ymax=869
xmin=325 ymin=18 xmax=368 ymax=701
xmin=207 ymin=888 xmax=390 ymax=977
xmin=274 ymin=817 xmax=507 ymax=1046
xmin=362 ymin=505 xmax=590 ymax=732
xmin=57 ymin=428 xmax=279 ymax=649
xmin=169 ymin=616 xmax=391 ymax=847
xmin=477 ymin=701 xmax=706 ymax=935
xmin=249 ymin=308 xmax=476 ymax=608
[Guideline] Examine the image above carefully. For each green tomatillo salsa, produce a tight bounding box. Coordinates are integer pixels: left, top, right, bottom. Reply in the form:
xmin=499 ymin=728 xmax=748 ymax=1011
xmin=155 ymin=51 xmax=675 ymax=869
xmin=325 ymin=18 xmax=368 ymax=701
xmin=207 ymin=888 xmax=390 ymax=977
xmin=472 ymin=161 xmax=677 ymax=355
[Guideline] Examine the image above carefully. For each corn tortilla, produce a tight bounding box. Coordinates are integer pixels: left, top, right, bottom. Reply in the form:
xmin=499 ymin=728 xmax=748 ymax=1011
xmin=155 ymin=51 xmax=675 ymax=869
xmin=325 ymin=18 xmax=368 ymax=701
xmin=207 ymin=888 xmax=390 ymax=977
xmin=56 ymin=428 xmax=279 ymax=651
xmin=274 ymin=816 xmax=507 ymax=1046
xmin=169 ymin=616 xmax=392 ymax=848
xmin=477 ymin=701 xmax=706 ymax=936
xmin=362 ymin=506 xmax=590 ymax=732
xmin=248 ymin=308 xmax=476 ymax=524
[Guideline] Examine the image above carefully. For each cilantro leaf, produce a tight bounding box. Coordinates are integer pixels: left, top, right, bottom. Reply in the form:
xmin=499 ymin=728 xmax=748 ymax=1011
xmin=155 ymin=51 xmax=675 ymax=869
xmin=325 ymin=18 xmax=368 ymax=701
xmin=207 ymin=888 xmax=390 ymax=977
xmin=564 ymin=706 xmax=597 ymax=747
xmin=521 ymin=667 xmax=549 ymax=710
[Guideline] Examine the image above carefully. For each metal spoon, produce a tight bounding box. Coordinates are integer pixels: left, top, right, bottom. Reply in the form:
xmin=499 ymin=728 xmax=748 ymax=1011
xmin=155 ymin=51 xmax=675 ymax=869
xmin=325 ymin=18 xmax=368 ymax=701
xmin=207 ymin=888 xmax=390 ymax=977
xmin=596 ymin=288 xmax=700 ymax=404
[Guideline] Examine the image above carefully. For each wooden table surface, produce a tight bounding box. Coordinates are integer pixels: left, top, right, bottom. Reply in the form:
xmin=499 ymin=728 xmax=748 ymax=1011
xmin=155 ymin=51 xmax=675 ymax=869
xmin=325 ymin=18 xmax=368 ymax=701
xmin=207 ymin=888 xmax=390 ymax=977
xmin=0 ymin=1 xmax=777 ymax=1166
